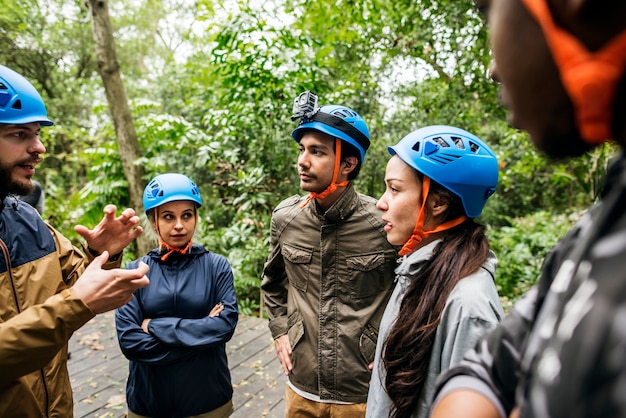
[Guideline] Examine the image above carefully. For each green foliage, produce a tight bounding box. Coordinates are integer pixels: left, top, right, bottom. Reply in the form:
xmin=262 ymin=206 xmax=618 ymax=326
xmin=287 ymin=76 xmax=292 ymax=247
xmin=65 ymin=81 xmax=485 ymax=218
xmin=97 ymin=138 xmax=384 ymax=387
xmin=488 ymin=210 xmax=582 ymax=310
xmin=4 ymin=0 xmax=618 ymax=312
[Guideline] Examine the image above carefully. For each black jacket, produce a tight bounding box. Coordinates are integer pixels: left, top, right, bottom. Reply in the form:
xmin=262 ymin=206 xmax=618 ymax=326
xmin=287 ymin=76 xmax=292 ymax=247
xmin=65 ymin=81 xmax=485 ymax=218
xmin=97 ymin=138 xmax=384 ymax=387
xmin=434 ymin=152 xmax=626 ymax=417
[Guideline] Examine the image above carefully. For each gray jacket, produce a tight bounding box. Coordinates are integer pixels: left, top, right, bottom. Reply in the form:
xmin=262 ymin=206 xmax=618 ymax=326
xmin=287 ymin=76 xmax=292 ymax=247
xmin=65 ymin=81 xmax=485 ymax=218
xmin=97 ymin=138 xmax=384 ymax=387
xmin=366 ymin=240 xmax=503 ymax=418
xmin=262 ymin=183 xmax=398 ymax=403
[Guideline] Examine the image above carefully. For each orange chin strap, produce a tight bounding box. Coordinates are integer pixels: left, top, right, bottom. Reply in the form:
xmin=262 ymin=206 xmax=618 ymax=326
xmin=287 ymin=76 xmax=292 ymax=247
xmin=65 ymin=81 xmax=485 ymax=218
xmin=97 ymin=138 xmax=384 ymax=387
xmin=300 ymin=138 xmax=350 ymax=208
xmin=398 ymin=176 xmax=467 ymax=256
xmin=520 ymin=0 xmax=626 ymax=145
xmin=154 ymin=206 xmax=193 ymax=262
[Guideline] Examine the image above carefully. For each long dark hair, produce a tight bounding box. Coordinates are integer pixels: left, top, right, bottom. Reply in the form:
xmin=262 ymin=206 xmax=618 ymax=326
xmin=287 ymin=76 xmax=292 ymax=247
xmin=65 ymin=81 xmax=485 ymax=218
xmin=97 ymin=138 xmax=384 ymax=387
xmin=382 ymin=179 xmax=490 ymax=418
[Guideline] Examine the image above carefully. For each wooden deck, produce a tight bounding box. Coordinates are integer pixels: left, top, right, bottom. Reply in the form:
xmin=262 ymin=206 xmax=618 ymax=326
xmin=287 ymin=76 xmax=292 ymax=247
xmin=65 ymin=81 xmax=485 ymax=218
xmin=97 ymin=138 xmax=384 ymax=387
xmin=68 ymin=312 xmax=286 ymax=418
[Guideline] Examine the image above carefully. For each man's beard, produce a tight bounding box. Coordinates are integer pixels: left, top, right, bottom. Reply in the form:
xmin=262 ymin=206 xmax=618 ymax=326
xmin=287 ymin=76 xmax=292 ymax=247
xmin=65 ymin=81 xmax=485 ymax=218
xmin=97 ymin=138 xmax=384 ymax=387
xmin=0 ymin=160 xmax=35 ymax=198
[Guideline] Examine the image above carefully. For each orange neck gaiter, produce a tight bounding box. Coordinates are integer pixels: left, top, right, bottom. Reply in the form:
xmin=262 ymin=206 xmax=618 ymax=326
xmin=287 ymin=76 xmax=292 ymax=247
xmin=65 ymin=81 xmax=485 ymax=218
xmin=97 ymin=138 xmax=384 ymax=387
xmin=520 ymin=0 xmax=626 ymax=144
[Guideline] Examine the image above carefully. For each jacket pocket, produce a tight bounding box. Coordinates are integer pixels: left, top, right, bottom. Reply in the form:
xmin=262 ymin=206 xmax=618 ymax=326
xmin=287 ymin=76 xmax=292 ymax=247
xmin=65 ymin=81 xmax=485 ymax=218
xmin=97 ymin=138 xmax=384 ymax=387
xmin=346 ymin=251 xmax=386 ymax=299
xmin=359 ymin=322 xmax=379 ymax=364
xmin=282 ymin=243 xmax=313 ymax=292
xmin=287 ymin=310 xmax=305 ymax=350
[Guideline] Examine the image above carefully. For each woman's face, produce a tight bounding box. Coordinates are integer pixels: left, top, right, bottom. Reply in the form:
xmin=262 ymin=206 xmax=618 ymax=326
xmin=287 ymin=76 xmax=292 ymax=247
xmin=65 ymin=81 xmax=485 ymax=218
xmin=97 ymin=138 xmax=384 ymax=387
xmin=153 ymin=200 xmax=197 ymax=248
xmin=376 ymin=155 xmax=422 ymax=246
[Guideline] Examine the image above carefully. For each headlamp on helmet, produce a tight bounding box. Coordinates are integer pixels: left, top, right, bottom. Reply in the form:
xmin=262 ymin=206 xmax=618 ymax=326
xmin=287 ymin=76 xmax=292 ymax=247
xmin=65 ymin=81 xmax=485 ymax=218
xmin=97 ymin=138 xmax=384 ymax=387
xmin=291 ymin=90 xmax=319 ymax=122
xmin=290 ymin=92 xmax=371 ymax=164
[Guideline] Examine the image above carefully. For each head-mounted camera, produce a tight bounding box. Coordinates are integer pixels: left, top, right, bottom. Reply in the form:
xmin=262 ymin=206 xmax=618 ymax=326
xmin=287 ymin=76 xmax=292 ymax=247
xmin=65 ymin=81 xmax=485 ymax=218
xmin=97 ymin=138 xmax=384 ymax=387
xmin=291 ymin=90 xmax=319 ymax=121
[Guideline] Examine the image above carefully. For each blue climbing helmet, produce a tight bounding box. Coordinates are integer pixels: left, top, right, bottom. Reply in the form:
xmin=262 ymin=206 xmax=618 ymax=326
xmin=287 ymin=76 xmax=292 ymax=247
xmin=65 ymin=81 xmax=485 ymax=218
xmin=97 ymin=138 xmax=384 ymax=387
xmin=143 ymin=173 xmax=202 ymax=213
xmin=389 ymin=125 xmax=498 ymax=218
xmin=0 ymin=65 xmax=53 ymax=126
xmin=292 ymin=104 xmax=370 ymax=164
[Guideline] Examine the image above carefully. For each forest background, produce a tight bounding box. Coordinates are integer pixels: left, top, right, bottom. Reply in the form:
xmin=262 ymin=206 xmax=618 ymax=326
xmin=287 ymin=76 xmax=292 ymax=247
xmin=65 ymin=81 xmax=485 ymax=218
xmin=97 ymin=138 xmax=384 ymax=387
xmin=3 ymin=0 xmax=616 ymax=315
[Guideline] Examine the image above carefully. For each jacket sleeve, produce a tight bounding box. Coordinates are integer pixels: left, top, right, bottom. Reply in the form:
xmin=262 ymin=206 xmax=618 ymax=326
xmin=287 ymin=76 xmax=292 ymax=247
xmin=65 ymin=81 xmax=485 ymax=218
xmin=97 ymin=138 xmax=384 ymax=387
xmin=433 ymin=285 xmax=540 ymax=416
xmin=0 ymin=288 xmax=94 ymax=387
xmin=260 ymin=214 xmax=289 ymax=339
xmin=115 ymin=291 xmax=198 ymax=365
xmin=146 ymin=255 xmax=238 ymax=347
xmin=0 ymin=225 xmax=97 ymax=387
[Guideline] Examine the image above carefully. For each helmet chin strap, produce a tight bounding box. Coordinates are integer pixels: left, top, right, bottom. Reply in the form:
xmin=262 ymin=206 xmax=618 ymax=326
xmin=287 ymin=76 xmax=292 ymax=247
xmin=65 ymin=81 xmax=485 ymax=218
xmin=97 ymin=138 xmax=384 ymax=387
xmin=399 ymin=176 xmax=467 ymax=256
xmin=300 ymin=138 xmax=350 ymax=208
xmin=154 ymin=206 xmax=193 ymax=261
xmin=520 ymin=0 xmax=626 ymax=144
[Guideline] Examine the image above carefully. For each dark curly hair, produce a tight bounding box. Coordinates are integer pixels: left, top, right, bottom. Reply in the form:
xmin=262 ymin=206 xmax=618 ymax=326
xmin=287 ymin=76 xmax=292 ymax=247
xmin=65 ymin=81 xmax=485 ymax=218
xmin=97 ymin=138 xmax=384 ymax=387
xmin=382 ymin=177 xmax=490 ymax=418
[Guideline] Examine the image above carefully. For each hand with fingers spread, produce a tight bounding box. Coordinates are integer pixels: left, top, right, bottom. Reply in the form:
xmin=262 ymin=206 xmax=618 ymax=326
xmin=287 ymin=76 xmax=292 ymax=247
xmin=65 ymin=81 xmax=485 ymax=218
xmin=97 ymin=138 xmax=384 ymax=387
xmin=74 ymin=204 xmax=143 ymax=256
xmin=73 ymin=252 xmax=150 ymax=314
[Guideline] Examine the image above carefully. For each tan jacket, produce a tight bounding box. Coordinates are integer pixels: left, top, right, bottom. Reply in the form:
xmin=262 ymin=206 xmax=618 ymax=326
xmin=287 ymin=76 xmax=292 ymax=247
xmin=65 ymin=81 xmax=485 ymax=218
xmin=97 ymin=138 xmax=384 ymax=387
xmin=0 ymin=199 xmax=116 ymax=417
xmin=262 ymin=184 xmax=398 ymax=403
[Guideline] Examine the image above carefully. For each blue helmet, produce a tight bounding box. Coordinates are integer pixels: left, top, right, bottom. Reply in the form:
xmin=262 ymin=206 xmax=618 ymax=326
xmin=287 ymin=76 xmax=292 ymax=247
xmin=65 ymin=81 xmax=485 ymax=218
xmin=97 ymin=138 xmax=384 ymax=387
xmin=389 ymin=125 xmax=498 ymax=218
xmin=291 ymin=105 xmax=370 ymax=163
xmin=143 ymin=173 xmax=202 ymax=212
xmin=0 ymin=65 xmax=53 ymax=126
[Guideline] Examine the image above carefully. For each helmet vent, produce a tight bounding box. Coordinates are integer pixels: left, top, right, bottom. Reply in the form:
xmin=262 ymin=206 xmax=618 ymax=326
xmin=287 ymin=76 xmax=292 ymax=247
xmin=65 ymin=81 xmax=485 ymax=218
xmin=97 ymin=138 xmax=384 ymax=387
xmin=12 ymin=100 xmax=22 ymax=110
xmin=146 ymin=180 xmax=162 ymax=199
xmin=429 ymin=153 xmax=461 ymax=165
xmin=332 ymin=109 xmax=356 ymax=119
xmin=451 ymin=136 xmax=465 ymax=150
xmin=469 ymin=141 xmax=480 ymax=153
xmin=432 ymin=136 xmax=450 ymax=147
xmin=412 ymin=142 xmax=420 ymax=152
xmin=0 ymin=82 xmax=7 ymax=90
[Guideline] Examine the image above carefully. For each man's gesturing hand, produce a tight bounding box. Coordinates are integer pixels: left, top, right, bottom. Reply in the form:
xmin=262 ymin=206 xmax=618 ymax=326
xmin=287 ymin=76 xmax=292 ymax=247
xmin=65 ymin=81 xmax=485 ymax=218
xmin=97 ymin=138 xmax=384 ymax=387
xmin=74 ymin=205 xmax=143 ymax=256
xmin=73 ymin=252 xmax=150 ymax=314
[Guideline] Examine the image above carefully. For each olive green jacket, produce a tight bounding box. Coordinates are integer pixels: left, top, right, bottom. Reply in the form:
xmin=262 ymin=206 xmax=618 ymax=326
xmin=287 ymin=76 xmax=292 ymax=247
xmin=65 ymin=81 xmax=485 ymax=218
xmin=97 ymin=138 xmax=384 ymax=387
xmin=262 ymin=184 xmax=398 ymax=403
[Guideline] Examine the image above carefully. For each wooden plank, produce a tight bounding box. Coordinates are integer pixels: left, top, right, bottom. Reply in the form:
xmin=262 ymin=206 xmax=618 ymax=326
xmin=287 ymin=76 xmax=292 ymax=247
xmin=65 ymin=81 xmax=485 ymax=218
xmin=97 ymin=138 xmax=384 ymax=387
xmin=68 ymin=313 xmax=286 ymax=417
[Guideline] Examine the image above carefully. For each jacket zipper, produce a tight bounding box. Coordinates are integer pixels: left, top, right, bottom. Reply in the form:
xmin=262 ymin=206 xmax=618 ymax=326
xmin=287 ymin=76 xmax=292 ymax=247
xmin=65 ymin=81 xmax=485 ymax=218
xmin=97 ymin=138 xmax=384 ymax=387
xmin=0 ymin=238 xmax=51 ymax=417
xmin=0 ymin=239 xmax=21 ymax=313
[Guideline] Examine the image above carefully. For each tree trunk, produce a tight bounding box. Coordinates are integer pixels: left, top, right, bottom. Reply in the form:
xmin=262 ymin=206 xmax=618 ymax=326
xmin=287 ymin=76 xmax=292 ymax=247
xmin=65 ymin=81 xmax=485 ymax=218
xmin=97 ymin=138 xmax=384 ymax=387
xmin=87 ymin=0 xmax=151 ymax=256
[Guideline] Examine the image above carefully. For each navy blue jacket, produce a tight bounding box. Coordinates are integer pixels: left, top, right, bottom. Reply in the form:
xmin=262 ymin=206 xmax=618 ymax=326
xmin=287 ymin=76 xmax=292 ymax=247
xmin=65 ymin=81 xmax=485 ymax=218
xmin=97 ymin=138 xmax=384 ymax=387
xmin=116 ymin=244 xmax=238 ymax=417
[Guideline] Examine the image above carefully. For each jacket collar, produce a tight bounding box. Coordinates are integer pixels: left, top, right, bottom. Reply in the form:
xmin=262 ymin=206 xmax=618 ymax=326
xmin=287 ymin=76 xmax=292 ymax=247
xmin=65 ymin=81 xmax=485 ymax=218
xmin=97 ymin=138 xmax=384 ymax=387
xmin=147 ymin=243 xmax=208 ymax=261
xmin=308 ymin=182 xmax=359 ymax=223
xmin=395 ymin=240 xmax=498 ymax=290
xmin=396 ymin=239 xmax=441 ymax=285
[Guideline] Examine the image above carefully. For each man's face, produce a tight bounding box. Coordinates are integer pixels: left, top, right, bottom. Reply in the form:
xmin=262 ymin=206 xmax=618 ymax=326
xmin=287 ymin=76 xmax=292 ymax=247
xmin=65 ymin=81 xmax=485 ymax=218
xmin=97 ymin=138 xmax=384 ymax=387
xmin=481 ymin=0 xmax=590 ymax=158
xmin=297 ymin=131 xmax=337 ymax=194
xmin=0 ymin=123 xmax=45 ymax=196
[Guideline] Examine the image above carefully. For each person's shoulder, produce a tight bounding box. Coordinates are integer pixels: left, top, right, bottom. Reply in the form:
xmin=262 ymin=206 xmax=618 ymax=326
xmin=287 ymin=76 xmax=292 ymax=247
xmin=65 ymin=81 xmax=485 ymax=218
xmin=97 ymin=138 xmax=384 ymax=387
xmin=271 ymin=195 xmax=307 ymax=223
xmin=353 ymin=192 xmax=386 ymax=225
xmin=355 ymin=192 xmax=378 ymax=206
xmin=193 ymin=245 xmax=233 ymax=267
xmin=448 ymin=266 xmax=503 ymax=319
xmin=454 ymin=269 xmax=498 ymax=295
xmin=273 ymin=194 xmax=304 ymax=212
